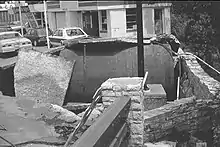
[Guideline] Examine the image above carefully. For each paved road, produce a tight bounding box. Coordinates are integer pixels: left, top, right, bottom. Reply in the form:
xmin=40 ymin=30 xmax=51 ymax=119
xmin=0 ymin=46 xmax=64 ymax=69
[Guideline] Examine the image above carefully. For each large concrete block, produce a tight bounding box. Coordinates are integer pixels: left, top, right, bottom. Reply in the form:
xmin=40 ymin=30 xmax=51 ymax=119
xmin=14 ymin=50 xmax=75 ymax=106
xmin=143 ymin=84 xmax=167 ymax=111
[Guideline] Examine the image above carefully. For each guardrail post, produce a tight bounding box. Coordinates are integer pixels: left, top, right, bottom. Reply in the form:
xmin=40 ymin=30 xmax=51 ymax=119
xmin=101 ymin=77 xmax=144 ymax=147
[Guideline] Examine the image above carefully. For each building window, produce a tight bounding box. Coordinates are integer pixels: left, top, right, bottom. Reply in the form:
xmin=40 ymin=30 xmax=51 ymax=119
xmin=126 ymin=8 xmax=137 ymax=31
xmin=100 ymin=10 xmax=107 ymax=31
xmin=154 ymin=8 xmax=163 ymax=35
xmin=83 ymin=11 xmax=92 ymax=29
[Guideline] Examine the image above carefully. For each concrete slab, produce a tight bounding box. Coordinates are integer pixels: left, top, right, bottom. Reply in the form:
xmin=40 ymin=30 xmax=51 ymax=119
xmin=14 ymin=50 xmax=75 ymax=106
xmin=0 ymin=56 xmax=17 ymax=69
xmin=0 ymin=95 xmax=81 ymax=146
xmin=144 ymin=84 xmax=167 ymax=97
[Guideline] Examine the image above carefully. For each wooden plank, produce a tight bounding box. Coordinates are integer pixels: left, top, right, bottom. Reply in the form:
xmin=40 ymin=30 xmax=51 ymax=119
xmin=73 ymin=96 xmax=131 ymax=147
xmin=109 ymin=123 xmax=128 ymax=147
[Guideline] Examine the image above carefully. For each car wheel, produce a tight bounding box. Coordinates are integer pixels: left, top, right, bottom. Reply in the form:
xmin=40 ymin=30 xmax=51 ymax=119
xmin=33 ymin=40 xmax=37 ymax=47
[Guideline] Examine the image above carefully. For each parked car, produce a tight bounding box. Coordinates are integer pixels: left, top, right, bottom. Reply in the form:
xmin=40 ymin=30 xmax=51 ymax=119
xmin=24 ymin=27 xmax=53 ymax=46
xmin=10 ymin=25 xmax=27 ymax=35
xmin=0 ymin=26 xmax=12 ymax=32
xmin=0 ymin=31 xmax=32 ymax=57
xmin=49 ymin=27 xmax=88 ymax=47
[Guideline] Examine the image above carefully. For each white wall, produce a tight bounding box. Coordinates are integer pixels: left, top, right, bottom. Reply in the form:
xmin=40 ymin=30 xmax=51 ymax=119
xmin=66 ymin=11 xmax=80 ymax=27
xmin=48 ymin=12 xmax=56 ymax=31
xmin=142 ymin=7 xmax=154 ymax=38
xmin=109 ymin=9 xmax=126 ymax=38
xmin=56 ymin=12 xmax=66 ymax=28
xmin=163 ymin=7 xmax=171 ymax=34
xmin=60 ymin=1 xmax=78 ymax=10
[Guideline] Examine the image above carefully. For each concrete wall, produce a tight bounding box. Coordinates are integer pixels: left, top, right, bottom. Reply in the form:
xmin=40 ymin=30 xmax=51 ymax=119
xmin=60 ymin=43 xmax=174 ymax=103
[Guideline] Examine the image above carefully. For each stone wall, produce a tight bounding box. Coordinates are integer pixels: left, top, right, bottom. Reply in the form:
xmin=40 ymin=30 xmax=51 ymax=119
xmin=144 ymin=97 xmax=217 ymax=142
xmin=143 ymin=53 xmax=220 ymax=146
xmin=180 ymin=53 xmax=220 ymax=146
xmin=99 ymin=51 xmax=220 ymax=146
xmin=101 ymin=77 xmax=145 ymax=147
xmin=101 ymin=77 xmax=167 ymax=147
xmin=180 ymin=54 xmax=220 ymax=100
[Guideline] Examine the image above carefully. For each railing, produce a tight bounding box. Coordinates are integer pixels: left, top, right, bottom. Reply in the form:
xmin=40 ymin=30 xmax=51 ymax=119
xmin=71 ymin=96 xmax=131 ymax=147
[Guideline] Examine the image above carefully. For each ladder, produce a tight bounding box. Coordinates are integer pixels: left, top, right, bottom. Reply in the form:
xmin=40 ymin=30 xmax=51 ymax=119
xmin=24 ymin=11 xmax=39 ymax=28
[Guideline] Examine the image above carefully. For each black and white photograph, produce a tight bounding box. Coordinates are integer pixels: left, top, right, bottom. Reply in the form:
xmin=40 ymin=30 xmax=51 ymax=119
xmin=0 ymin=1 xmax=219 ymax=147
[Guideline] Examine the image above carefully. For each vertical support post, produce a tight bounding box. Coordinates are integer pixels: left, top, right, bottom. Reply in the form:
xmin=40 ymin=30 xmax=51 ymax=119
xmin=83 ymin=44 xmax=87 ymax=92
xmin=18 ymin=1 xmax=23 ymax=36
xmin=41 ymin=12 xmax=43 ymax=27
xmin=44 ymin=0 xmax=50 ymax=49
xmin=176 ymin=57 xmax=181 ymax=100
xmin=136 ymin=1 xmax=144 ymax=77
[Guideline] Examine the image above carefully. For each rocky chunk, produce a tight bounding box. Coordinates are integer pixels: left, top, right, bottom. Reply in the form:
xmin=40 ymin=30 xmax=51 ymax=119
xmin=77 ymin=104 xmax=105 ymax=125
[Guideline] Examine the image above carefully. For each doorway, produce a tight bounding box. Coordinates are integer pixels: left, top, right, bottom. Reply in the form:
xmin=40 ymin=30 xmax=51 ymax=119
xmin=82 ymin=11 xmax=99 ymax=37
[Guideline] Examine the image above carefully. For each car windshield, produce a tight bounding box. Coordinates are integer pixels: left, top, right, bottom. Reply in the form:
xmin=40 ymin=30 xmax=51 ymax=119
xmin=0 ymin=32 xmax=21 ymax=40
xmin=37 ymin=29 xmax=52 ymax=37
xmin=66 ymin=28 xmax=84 ymax=36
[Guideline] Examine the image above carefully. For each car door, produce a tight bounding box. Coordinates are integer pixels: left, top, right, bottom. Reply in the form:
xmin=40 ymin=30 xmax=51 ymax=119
xmin=29 ymin=29 xmax=36 ymax=43
xmin=49 ymin=29 xmax=63 ymax=46
xmin=24 ymin=29 xmax=33 ymax=41
xmin=32 ymin=29 xmax=38 ymax=42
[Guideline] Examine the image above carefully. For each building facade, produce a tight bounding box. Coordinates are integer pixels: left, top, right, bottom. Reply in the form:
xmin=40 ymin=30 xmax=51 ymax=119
xmin=30 ymin=1 xmax=171 ymax=38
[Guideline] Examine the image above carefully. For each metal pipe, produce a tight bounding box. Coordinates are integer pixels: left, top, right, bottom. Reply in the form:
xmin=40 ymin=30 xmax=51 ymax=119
xmin=83 ymin=44 xmax=87 ymax=92
xmin=43 ymin=0 xmax=50 ymax=49
xmin=176 ymin=57 xmax=181 ymax=100
xmin=185 ymin=52 xmax=220 ymax=75
xmin=18 ymin=1 xmax=23 ymax=36
xmin=136 ymin=1 xmax=144 ymax=77
xmin=142 ymin=71 xmax=148 ymax=89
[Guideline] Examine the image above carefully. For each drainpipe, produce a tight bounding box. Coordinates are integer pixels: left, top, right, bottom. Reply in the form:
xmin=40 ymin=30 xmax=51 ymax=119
xmin=83 ymin=44 xmax=87 ymax=92
xmin=43 ymin=0 xmax=50 ymax=49
xmin=18 ymin=1 xmax=23 ymax=36
xmin=136 ymin=1 xmax=144 ymax=77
